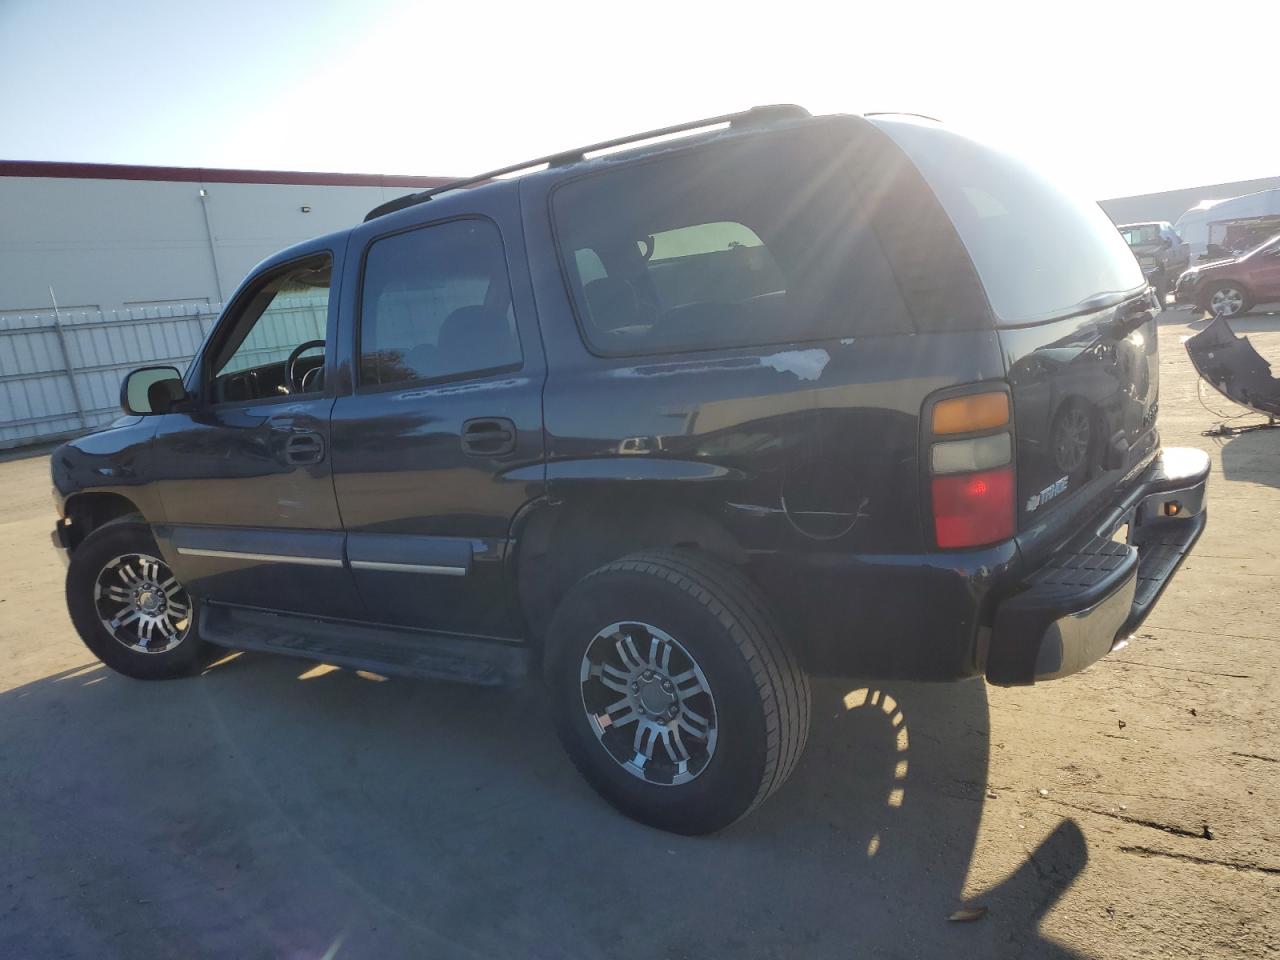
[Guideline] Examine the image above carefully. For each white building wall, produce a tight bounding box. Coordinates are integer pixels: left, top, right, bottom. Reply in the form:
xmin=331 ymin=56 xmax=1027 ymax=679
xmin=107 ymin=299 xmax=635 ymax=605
xmin=0 ymin=169 xmax=444 ymax=446
xmin=0 ymin=175 xmax=421 ymax=316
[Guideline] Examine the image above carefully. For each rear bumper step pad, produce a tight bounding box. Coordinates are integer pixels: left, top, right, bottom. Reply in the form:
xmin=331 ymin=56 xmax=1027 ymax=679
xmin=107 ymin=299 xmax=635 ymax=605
xmin=986 ymin=447 xmax=1209 ymax=685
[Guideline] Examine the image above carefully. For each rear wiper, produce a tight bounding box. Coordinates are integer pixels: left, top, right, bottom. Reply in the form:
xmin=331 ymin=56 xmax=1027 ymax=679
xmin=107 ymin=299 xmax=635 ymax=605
xmin=1071 ymin=291 xmax=1131 ymax=314
xmin=1099 ymin=297 xmax=1154 ymax=339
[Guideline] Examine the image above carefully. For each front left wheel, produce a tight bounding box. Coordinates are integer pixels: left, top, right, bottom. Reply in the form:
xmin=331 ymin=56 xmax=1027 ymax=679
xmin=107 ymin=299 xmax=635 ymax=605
xmin=1206 ymin=282 xmax=1252 ymax=318
xmin=544 ymin=549 xmax=810 ymax=835
xmin=66 ymin=518 xmax=204 ymax=680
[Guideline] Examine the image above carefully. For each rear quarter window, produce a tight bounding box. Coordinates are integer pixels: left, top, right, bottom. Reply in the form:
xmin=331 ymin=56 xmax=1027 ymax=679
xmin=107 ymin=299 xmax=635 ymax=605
xmin=874 ymin=118 xmax=1144 ymax=326
xmin=551 ymin=130 xmax=915 ymax=356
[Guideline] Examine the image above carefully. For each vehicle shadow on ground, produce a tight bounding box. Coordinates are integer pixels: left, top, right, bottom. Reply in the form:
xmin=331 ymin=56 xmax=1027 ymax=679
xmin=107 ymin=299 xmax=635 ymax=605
xmin=1218 ymin=427 xmax=1280 ymax=489
xmin=0 ymin=654 xmax=1089 ymax=959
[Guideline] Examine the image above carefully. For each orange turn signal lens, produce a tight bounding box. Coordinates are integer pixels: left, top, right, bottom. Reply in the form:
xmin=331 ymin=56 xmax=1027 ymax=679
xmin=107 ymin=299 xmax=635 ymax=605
xmin=932 ymin=392 xmax=1010 ymax=435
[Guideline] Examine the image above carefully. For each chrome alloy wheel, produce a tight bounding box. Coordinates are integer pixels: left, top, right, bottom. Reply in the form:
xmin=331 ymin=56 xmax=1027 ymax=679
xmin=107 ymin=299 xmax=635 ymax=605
xmin=93 ymin=553 xmax=192 ymax=654
xmin=579 ymin=622 xmax=718 ymax=786
xmin=1209 ymin=285 xmax=1245 ymax=317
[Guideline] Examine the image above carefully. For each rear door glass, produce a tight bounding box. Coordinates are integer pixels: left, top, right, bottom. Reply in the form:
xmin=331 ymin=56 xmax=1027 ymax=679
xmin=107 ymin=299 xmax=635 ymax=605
xmin=873 ymin=118 xmax=1144 ymax=326
xmin=551 ymin=131 xmax=913 ymax=356
xmin=358 ymin=219 xmax=522 ymax=387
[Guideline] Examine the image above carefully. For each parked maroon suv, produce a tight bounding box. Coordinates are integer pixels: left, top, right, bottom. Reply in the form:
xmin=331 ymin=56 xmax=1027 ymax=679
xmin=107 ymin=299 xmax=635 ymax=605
xmin=1175 ymin=233 xmax=1280 ymax=316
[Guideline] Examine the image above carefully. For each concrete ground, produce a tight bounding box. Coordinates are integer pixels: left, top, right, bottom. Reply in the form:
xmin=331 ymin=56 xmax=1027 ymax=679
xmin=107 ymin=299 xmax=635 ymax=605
xmin=1 ymin=306 xmax=1277 ymax=959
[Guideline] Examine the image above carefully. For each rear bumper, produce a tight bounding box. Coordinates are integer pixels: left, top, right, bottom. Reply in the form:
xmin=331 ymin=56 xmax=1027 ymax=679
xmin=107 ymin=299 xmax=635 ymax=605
xmin=985 ymin=447 xmax=1209 ymax=685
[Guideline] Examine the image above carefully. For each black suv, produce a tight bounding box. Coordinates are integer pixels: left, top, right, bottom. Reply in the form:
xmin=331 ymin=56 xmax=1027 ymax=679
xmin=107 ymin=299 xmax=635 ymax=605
xmin=51 ymin=106 xmax=1209 ymax=834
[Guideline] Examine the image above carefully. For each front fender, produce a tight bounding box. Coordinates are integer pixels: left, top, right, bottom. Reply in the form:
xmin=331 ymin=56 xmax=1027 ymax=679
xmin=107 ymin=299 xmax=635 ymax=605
xmin=51 ymin=417 xmax=165 ymax=522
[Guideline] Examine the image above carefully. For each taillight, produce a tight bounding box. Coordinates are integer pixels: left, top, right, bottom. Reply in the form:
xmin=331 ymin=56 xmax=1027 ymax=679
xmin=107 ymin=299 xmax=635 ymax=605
xmin=932 ymin=467 xmax=1015 ymax=548
xmin=932 ymin=392 xmax=1009 ymax=435
xmin=927 ymin=389 xmax=1014 ymax=549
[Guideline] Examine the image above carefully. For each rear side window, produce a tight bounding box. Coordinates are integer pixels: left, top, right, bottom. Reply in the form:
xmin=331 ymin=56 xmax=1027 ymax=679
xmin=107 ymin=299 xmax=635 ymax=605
xmin=359 ymin=219 xmax=521 ymax=387
xmin=874 ymin=118 xmax=1144 ymax=326
xmin=552 ymin=131 xmax=912 ymax=356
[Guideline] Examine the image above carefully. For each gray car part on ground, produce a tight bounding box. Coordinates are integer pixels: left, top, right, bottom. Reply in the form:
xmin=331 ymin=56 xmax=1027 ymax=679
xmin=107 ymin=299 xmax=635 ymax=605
xmin=1185 ymin=316 xmax=1280 ymax=418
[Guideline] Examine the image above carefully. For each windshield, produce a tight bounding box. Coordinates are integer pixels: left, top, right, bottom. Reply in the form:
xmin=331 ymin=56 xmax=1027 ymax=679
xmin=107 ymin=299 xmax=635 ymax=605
xmin=1120 ymin=225 xmax=1161 ymax=246
xmin=872 ymin=118 xmax=1144 ymax=325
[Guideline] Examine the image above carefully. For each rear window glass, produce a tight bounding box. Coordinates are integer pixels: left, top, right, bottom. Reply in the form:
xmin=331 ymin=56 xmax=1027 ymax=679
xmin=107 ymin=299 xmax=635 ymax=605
xmin=552 ymin=131 xmax=912 ymax=356
xmin=874 ymin=119 xmax=1144 ymax=326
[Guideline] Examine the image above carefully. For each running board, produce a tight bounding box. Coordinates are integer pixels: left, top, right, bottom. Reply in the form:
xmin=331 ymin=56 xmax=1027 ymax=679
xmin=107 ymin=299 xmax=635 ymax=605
xmin=199 ymin=603 xmax=529 ymax=687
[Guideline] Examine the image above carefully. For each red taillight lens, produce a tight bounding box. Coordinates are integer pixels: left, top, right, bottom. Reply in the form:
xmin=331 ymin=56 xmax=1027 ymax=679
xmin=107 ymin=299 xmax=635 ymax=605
xmin=931 ymin=465 xmax=1015 ymax=548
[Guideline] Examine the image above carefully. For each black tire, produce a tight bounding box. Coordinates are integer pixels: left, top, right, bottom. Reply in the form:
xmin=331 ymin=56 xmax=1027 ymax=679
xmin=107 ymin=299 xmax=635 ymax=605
xmin=1205 ymin=282 xmax=1253 ymax=318
xmin=66 ymin=517 xmax=204 ymax=680
xmin=544 ymin=548 xmax=810 ymax=834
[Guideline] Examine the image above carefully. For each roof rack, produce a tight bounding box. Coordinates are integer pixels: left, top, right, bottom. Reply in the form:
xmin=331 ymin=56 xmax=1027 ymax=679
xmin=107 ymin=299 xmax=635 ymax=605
xmin=363 ymin=104 xmax=810 ymax=222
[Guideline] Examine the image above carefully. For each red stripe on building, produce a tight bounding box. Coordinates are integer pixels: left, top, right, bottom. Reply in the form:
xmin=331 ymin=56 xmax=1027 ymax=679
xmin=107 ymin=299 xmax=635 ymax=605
xmin=0 ymin=160 xmax=455 ymax=189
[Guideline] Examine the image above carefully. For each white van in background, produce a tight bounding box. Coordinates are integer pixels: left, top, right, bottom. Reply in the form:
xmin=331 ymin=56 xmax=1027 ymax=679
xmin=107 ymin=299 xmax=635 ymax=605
xmin=1175 ymin=188 xmax=1280 ymax=261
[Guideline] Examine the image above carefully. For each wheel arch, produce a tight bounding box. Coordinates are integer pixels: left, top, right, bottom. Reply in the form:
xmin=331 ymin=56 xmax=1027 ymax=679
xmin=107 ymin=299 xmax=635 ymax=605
xmin=63 ymin=491 xmax=145 ymax=550
xmin=511 ymin=492 xmax=749 ymax=648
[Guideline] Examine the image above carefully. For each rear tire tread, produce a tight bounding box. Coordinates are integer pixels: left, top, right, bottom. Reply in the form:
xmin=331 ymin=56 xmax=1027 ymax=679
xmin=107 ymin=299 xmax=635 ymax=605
xmin=579 ymin=548 xmax=810 ymax=820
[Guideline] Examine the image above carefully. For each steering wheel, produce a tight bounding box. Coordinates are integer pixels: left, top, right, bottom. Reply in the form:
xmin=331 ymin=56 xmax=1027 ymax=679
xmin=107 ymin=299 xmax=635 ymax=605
xmin=286 ymin=340 xmax=326 ymax=393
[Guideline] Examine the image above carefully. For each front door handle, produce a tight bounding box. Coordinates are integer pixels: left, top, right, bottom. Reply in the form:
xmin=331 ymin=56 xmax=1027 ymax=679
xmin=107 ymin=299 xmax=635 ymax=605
xmin=461 ymin=417 xmax=517 ymax=457
xmin=283 ymin=431 xmax=325 ymax=465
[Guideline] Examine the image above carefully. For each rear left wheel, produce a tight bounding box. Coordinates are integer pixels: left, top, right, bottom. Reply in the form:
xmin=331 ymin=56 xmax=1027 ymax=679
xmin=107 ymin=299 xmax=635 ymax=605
xmin=544 ymin=549 xmax=810 ymax=834
xmin=66 ymin=518 xmax=204 ymax=680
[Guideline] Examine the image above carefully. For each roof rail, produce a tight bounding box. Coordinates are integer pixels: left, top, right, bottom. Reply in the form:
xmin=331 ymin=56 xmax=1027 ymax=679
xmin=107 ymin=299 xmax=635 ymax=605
xmin=863 ymin=111 xmax=943 ymax=123
xmin=363 ymin=104 xmax=810 ymax=222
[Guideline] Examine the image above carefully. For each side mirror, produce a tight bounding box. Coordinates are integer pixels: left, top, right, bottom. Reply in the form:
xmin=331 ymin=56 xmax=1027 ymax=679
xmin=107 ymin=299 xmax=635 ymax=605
xmin=121 ymin=366 xmax=187 ymax=415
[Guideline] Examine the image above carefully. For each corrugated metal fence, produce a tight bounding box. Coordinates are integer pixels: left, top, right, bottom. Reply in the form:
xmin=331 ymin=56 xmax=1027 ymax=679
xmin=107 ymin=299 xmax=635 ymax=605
xmin=0 ymin=304 xmax=220 ymax=448
xmin=0 ymin=297 xmax=328 ymax=448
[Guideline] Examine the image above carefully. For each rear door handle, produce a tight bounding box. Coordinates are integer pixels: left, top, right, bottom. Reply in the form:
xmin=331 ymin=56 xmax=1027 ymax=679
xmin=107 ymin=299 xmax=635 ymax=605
xmin=283 ymin=431 xmax=325 ymax=465
xmin=461 ymin=417 xmax=517 ymax=457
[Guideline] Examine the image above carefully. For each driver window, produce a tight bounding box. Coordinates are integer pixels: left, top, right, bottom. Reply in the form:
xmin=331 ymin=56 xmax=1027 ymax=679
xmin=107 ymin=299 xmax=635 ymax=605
xmin=209 ymin=253 xmax=331 ymax=403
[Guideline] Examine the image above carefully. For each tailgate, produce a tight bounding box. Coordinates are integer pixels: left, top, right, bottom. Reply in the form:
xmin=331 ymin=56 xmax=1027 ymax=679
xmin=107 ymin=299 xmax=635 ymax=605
xmin=1001 ymin=293 xmax=1160 ymax=532
xmin=865 ymin=117 xmax=1159 ymax=546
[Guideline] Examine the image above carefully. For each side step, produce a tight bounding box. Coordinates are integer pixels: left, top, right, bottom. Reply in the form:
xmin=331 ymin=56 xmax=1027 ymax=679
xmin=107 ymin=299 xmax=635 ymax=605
xmin=199 ymin=603 xmax=530 ymax=687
